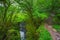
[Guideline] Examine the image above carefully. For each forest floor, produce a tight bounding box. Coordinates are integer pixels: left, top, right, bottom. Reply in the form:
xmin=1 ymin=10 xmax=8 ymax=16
xmin=45 ymin=25 xmax=60 ymax=40
xmin=37 ymin=25 xmax=60 ymax=40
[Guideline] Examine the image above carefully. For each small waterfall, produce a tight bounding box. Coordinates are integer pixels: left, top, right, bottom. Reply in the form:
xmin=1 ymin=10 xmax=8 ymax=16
xmin=20 ymin=31 xmax=25 ymax=40
xmin=19 ymin=22 xmax=26 ymax=40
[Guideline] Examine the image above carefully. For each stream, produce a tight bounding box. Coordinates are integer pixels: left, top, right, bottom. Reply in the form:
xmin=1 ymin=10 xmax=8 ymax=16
xmin=19 ymin=22 xmax=26 ymax=40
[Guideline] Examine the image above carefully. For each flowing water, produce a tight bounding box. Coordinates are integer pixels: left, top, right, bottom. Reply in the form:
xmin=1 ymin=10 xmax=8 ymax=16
xmin=20 ymin=31 xmax=25 ymax=40
xmin=19 ymin=22 xmax=26 ymax=40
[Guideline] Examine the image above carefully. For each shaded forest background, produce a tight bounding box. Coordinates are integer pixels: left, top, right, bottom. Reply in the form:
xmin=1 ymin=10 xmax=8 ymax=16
xmin=0 ymin=0 xmax=60 ymax=40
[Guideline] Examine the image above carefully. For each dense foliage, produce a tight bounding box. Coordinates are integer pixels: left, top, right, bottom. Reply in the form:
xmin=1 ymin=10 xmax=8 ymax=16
xmin=0 ymin=0 xmax=60 ymax=40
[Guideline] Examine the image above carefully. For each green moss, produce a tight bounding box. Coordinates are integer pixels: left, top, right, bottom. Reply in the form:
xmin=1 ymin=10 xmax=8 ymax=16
xmin=53 ymin=25 xmax=60 ymax=32
xmin=37 ymin=25 xmax=52 ymax=40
